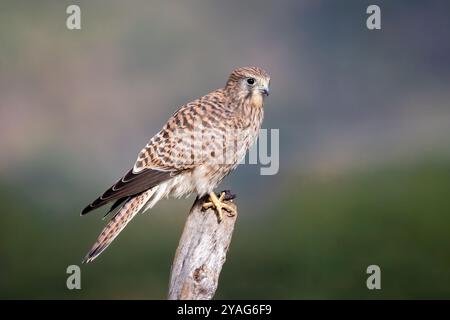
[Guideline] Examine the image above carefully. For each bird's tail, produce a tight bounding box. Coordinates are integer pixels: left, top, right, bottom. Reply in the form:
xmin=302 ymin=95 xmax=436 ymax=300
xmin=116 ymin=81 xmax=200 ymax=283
xmin=83 ymin=187 xmax=157 ymax=263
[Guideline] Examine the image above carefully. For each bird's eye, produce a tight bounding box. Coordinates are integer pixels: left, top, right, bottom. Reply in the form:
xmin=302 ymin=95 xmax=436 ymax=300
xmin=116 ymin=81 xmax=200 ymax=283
xmin=246 ymin=78 xmax=255 ymax=85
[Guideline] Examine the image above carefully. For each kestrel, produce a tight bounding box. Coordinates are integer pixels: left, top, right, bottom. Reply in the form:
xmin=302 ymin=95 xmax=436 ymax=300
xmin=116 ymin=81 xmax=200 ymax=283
xmin=81 ymin=66 xmax=270 ymax=263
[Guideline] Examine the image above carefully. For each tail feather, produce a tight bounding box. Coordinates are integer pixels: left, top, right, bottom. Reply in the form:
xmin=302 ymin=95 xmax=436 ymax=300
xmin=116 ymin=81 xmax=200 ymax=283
xmin=82 ymin=188 xmax=157 ymax=263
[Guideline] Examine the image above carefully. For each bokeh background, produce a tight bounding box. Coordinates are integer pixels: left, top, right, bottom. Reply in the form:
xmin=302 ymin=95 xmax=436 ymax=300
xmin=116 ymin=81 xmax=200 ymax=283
xmin=1 ymin=0 xmax=450 ymax=299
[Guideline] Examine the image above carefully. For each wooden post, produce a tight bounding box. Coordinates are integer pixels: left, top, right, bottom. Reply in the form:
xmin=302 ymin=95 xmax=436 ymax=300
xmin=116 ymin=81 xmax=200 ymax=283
xmin=168 ymin=194 xmax=237 ymax=300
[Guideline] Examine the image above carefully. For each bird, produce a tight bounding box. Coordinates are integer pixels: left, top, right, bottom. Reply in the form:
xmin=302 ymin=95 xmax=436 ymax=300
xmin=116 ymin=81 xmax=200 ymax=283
xmin=81 ymin=66 xmax=270 ymax=263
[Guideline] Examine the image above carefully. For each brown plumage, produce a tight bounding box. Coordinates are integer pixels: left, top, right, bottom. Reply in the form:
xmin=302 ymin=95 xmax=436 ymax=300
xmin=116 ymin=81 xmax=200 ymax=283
xmin=82 ymin=66 xmax=270 ymax=263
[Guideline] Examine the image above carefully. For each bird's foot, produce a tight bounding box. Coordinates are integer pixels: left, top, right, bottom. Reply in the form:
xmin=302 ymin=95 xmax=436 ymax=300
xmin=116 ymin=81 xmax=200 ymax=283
xmin=202 ymin=191 xmax=236 ymax=223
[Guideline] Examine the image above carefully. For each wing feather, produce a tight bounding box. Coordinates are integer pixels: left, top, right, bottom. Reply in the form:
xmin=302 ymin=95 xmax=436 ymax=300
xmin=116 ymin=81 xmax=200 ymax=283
xmin=81 ymin=168 xmax=177 ymax=215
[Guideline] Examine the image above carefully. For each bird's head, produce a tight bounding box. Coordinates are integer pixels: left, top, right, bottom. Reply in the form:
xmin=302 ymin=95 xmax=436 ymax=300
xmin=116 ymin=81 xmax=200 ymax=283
xmin=225 ymin=66 xmax=270 ymax=106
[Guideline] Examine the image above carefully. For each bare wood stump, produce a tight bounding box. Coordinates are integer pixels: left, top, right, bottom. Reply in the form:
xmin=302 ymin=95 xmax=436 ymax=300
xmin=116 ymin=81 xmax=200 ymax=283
xmin=168 ymin=194 xmax=237 ymax=300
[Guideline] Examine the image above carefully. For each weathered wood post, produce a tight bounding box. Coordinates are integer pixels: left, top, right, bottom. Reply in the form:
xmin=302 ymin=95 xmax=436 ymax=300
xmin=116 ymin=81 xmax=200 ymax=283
xmin=168 ymin=194 xmax=237 ymax=300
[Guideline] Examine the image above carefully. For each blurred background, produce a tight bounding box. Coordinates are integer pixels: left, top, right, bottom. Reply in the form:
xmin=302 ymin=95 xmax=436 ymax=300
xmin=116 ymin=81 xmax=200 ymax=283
xmin=1 ymin=0 xmax=450 ymax=299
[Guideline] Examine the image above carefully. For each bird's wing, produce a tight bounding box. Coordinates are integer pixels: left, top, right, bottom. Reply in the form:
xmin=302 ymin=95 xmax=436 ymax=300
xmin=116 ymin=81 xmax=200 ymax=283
xmin=81 ymin=90 xmax=227 ymax=216
xmin=81 ymin=103 xmax=205 ymax=215
xmin=81 ymin=167 xmax=177 ymax=215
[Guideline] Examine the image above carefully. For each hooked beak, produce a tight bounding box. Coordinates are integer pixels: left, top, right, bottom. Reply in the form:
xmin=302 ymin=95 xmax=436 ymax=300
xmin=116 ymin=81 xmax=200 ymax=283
xmin=260 ymin=86 xmax=270 ymax=96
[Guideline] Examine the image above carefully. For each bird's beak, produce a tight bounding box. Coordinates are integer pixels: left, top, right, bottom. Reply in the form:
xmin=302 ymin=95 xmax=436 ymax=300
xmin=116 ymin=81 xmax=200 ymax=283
xmin=260 ymin=85 xmax=270 ymax=96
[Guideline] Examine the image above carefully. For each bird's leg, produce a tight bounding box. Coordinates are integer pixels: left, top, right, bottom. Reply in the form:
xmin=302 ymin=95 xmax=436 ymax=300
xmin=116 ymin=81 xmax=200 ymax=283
xmin=202 ymin=191 xmax=237 ymax=223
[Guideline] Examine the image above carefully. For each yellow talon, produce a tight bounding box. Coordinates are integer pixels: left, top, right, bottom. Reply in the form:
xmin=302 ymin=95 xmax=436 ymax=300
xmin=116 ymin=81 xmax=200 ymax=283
xmin=202 ymin=191 xmax=236 ymax=222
